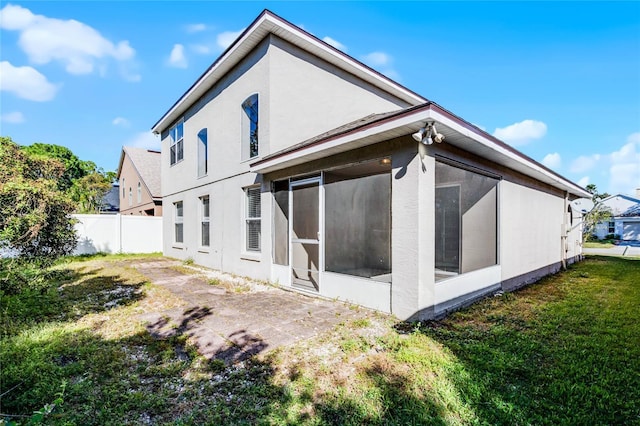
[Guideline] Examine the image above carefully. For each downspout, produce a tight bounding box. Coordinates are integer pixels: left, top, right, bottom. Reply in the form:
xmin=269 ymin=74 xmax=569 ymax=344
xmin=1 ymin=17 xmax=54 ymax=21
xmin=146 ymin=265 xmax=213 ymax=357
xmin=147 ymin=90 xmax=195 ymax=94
xmin=561 ymin=192 xmax=568 ymax=270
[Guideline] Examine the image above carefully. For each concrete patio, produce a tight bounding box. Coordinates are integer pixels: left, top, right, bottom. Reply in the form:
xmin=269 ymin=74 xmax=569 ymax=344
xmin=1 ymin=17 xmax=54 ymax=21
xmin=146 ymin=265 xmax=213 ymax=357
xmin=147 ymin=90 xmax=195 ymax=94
xmin=130 ymin=258 xmax=370 ymax=363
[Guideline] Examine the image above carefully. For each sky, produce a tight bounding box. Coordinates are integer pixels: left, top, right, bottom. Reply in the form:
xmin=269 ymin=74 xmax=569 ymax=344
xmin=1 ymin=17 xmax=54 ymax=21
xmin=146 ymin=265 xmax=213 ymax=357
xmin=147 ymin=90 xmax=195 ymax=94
xmin=1 ymin=1 xmax=639 ymax=196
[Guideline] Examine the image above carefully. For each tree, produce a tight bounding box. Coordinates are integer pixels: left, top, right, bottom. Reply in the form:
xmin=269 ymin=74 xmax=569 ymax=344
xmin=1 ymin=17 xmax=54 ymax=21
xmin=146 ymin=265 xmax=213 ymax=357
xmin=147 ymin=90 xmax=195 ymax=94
xmin=21 ymin=143 xmax=93 ymax=191
xmin=0 ymin=137 xmax=77 ymax=260
xmin=70 ymin=172 xmax=113 ymax=213
xmin=582 ymin=184 xmax=612 ymax=241
xmin=21 ymin=142 xmax=115 ymax=213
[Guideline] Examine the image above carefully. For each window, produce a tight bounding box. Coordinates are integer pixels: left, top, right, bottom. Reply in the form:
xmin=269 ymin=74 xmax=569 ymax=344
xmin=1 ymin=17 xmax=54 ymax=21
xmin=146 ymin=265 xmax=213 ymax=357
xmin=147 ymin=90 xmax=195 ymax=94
xmin=137 ymin=182 xmax=141 ymax=203
xmin=128 ymin=188 xmax=132 ymax=207
xmin=325 ymin=160 xmax=392 ymax=282
xmin=197 ymin=129 xmax=208 ymax=177
xmin=241 ymin=94 xmax=259 ymax=160
xmin=608 ymin=221 xmax=615 ymax=234
xmin=245 ymin=187 xmax=261 ymax=251
xmin=174 ymin=201 xmax=184 ymax=243
xmin=169 ymin=121 xmax=184 ymax=165
xmin=122 ymin=178 xmax=125 ymax=197
xmin=200 ymin=196 xmax=210 ymax=247
xmin=435 ymin=161 xmax=499 ymax=281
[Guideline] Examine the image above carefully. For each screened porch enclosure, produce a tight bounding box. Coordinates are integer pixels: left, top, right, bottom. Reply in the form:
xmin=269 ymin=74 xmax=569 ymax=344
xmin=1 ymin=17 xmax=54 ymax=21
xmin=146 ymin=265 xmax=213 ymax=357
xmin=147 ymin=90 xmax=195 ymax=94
xmin=271 ymin=159 xmax=392 ymax=292
xmin=434 ymin=160 xmax=499 ymax=282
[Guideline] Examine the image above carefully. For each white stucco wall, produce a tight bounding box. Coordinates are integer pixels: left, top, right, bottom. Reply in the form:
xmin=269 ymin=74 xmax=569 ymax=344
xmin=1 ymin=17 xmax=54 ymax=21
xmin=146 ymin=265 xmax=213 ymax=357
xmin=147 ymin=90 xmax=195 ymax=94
xmin=268 ymin=37 xmax=410 ymax=153
xmin=500 ymin=181 xmax=564 ymax=281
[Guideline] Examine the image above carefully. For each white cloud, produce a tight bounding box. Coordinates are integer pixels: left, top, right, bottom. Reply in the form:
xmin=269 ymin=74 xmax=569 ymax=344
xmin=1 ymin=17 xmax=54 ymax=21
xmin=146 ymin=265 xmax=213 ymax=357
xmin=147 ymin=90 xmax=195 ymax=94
xmin=570 ymin=154 xmax=601 ymax=174
xmin=216 ymin=29 xmax=244 ymax=50
xmin=0 ymin=61 xmax=59 ymax=101
xmin=567 ymin=132 xmax=640 ymax=195
xmin=127 ymin=131 xmax=160 ymax=150
xmin=112 ymin=117 xmax=130 ymax=127
xmin=577 ymin=176 xmax=590 ymax=188
xmin=191 ymin=44 xmax=211 ymax=55
xmin=322 ymin=36 xmax=347 ymax=52
xmin=360 ymin=51 xmax=399 ymax=80
xmin=492 ymin=119 xmax=547 ymax=146
xmin=0 ymin=4 xmax=138 ymax=79
xmin=0 ymin=111 xmax=25 ymax=123
xmin=361 ymin=51 xmax=391 ymax=67
xmin=608 ymin=133 xmax=640 ymax=195
xmin=185 ymin=23 xmax=207 ymax=33
xmin=168 ymin=44 xmax=187 ymax=68
xmin=542 ymin=152 xmax=562 ymax=170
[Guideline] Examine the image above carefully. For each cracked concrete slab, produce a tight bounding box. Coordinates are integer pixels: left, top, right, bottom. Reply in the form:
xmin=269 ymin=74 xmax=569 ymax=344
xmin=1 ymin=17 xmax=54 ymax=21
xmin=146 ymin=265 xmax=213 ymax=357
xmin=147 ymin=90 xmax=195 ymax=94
xmin=129 ymin=258 xmax=369 ymax=363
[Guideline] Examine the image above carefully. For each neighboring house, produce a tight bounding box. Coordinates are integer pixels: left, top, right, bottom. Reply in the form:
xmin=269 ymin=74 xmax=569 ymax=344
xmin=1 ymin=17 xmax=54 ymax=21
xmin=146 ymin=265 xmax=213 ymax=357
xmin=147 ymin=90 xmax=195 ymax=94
xmin=594 ymin=192 xmax=640 ymax=241
xmin=117 ymin=146 xmax=162 ymax=216
xmin=151 ymin=10 xmax=589 ymax=320
xmin=99 ymin=183 xmax=120 ymax=214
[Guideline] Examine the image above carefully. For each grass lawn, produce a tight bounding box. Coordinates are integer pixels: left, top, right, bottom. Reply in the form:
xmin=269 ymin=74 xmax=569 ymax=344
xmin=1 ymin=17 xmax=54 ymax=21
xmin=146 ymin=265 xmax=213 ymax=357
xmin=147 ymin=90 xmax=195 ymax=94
xmin=583 ymin=241 xmax=617 ymax=248
xmin=1 ymin=255 xmax=638 ymax=425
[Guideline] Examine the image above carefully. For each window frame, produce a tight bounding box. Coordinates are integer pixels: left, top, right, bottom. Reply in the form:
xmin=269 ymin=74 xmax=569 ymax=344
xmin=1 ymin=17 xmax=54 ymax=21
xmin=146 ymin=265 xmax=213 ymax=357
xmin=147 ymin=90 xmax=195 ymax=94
xmin=137 ymin=182 xmax=142 ymax=203
xmin=241 ymin=94 xmax=259 ymax=161
xmin=197 ymin=128 xmax=208 ymax=178
xmin=128 ymin=187 xmax=132 ymax=207
xmin=169 ymin=120 xmax=184 ymax=166
xmin=174 ymin=201 xmax=184 ymax=244
xmin=200 ymin=195 xmax=210 ymax=248
xmin=244 ymin=186 xmax=261 ymax=253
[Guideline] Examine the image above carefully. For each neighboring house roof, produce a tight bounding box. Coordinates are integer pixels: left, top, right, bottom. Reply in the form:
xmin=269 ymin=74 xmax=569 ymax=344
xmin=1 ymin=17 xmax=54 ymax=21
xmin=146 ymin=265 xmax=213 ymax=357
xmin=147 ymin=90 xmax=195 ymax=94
xmin=100 ymin=184 xmax=120 ymax=212
xmin=116 ymin=146 xmax=162 ymax=199
xmin=621 ymin=204 xmax=640 ymax=217
xmin=600 ymin=194 xmax=640 ymax=216
xmin=252 ymin=102 xmax=590 ymax=198
xmin=151 ymin=9 xmax=426 ymax=134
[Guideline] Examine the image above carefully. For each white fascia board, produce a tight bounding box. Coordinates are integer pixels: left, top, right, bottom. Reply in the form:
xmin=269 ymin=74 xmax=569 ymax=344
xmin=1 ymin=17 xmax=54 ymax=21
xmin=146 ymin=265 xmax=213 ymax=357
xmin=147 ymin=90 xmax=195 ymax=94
xmin=251 ymin=109 xmax=432 ymax=173
xmin=430 ymin=110 xmax=590 ymax=197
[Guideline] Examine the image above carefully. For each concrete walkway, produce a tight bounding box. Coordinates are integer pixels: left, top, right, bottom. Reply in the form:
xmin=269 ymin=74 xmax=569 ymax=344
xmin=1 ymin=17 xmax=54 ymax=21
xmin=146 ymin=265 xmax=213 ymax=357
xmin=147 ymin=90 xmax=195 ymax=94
xmin=583 ymin=242 xmax=640 ymax=257
xmin=130 ymin=259 xmax=368 ymax=363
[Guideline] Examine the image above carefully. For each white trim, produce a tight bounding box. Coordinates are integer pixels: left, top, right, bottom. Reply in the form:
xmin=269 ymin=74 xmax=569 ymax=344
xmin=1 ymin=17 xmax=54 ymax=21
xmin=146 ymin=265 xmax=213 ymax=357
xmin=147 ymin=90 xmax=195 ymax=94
xmin=252 ymin=107 xmax=589 ymax=198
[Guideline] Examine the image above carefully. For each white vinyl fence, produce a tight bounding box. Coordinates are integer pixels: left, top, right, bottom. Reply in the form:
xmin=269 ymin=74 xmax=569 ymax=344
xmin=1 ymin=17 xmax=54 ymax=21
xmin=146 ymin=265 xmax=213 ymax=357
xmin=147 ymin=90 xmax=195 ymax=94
xmin=73 ymin=214 xmax=163 ymax=255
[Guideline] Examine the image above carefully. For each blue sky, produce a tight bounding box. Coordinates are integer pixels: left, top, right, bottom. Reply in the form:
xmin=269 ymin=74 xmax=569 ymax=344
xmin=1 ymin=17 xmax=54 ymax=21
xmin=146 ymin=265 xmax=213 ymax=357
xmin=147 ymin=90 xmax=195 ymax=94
xmin=1 ymin=1 xmax=638 ymax=196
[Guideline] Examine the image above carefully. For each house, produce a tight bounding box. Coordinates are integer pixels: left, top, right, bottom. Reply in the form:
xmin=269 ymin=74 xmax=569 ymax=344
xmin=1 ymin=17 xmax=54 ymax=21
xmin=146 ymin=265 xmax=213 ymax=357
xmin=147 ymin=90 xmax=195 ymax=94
xmin=98 ymin=183 xmax=120 ymax=214
xmin=594 ymin=192 xmax=640 ymax=241
xmin=116 ymin=146 xmax=162 ymax=216
xmin=151 ymin=10 xmax=589 ymax=320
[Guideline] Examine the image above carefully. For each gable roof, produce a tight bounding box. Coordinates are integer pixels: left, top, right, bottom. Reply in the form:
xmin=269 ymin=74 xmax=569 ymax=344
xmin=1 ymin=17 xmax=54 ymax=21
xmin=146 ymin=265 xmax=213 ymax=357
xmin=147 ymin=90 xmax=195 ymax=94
xmin=117 ymin=146 xmax=161 ymax=199
xmin=151 ymin=9 xmax=426 ymax=134
xmin=621 ymin=203 xmax=640 ymax=217
xmin=601 ymin=193 xmax=640 ymax=205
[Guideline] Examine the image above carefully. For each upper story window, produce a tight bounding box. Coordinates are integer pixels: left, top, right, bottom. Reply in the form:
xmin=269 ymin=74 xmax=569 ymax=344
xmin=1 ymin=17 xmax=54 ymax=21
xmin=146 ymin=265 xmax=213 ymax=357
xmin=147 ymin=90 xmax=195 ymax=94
xmin=128 ymin=187 xmax=132 ymax=207
xmin=122 ymin=178 xmax=125 ymax=197
xmin=241 ymin=94 xmax=259 ymax=160
xmin=137 ymin=182 xmax=142 ymax=203
xmin=197 ymin=128 xmax=208 ymax=178
xmin=169 ymin=121 xmax=184 ymax=165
